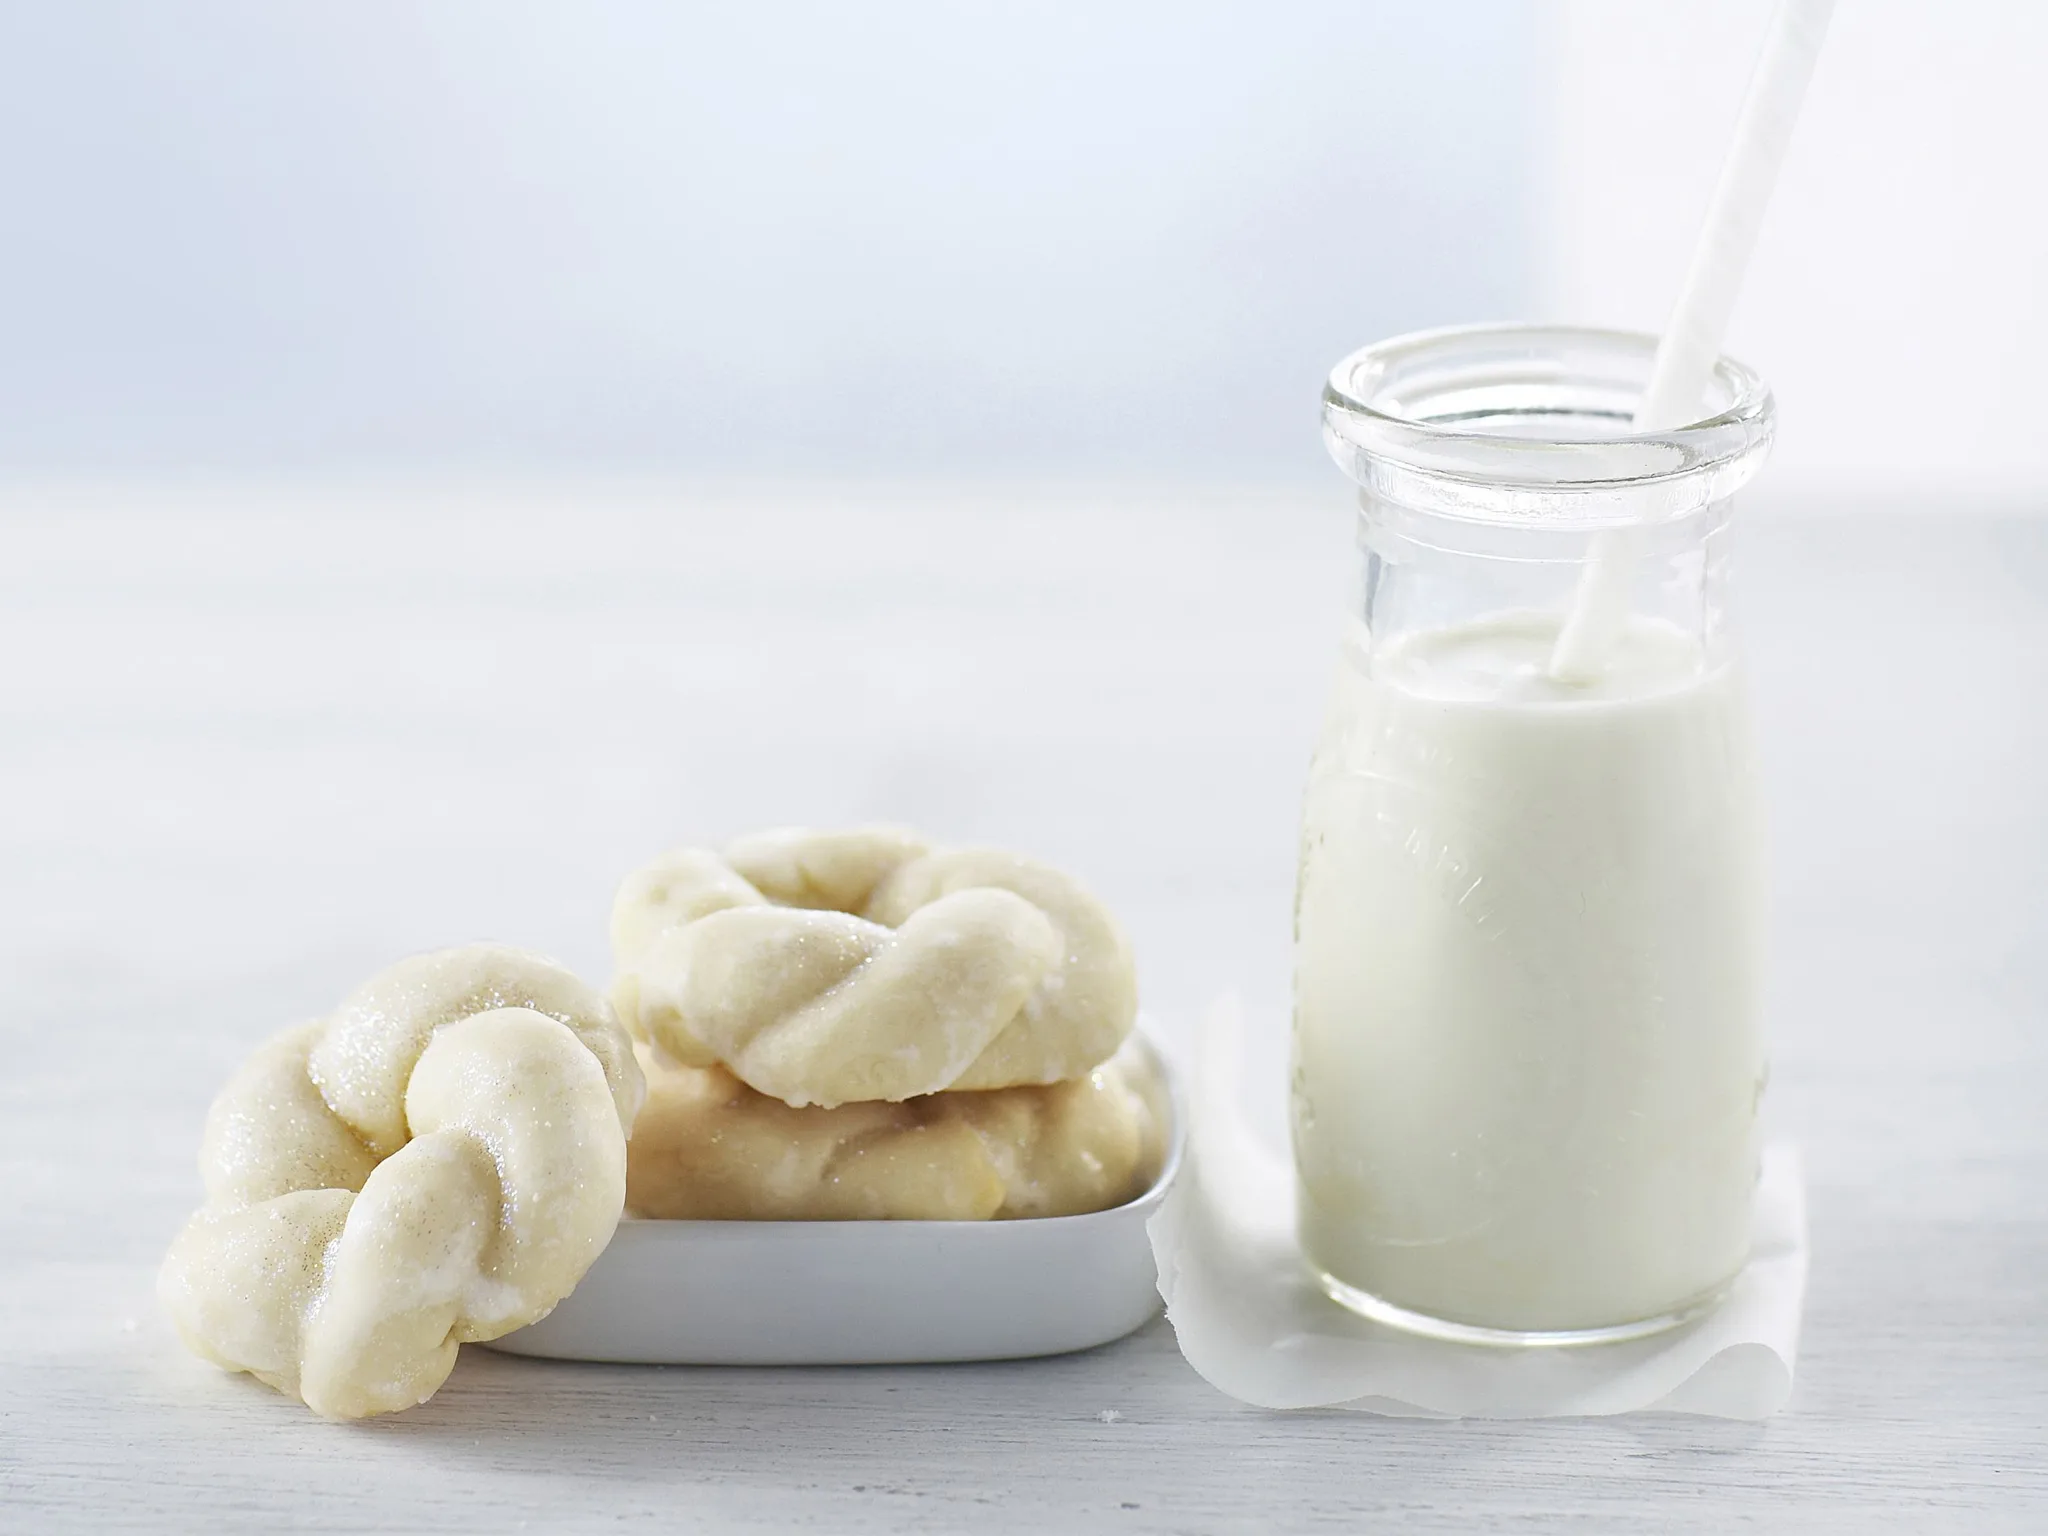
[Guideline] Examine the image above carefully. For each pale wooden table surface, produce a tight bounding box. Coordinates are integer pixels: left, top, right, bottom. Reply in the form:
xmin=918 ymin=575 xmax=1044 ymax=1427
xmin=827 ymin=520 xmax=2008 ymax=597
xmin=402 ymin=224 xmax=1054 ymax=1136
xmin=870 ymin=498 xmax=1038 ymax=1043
xmin=3 ymin=482 xmax=2043 ymax=1532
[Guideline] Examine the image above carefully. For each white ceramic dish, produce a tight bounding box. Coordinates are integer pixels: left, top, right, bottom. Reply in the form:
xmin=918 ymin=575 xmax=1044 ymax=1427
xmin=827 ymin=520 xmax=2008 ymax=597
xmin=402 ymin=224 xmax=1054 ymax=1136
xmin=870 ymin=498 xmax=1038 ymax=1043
xmin=487 ymin=1031 xmax=1184 ymax=1366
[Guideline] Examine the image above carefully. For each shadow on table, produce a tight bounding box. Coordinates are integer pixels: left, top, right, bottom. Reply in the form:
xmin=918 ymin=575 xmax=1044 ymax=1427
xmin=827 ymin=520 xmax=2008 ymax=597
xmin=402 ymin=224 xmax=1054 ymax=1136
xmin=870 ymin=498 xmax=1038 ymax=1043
xmin=346 ymin=1317 xmax=1777 ymax=1507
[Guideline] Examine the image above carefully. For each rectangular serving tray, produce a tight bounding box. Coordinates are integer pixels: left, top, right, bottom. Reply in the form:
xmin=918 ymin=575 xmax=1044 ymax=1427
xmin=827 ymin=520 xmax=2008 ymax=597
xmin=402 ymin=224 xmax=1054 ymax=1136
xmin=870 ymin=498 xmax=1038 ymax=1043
xmin=486 ymin=1030 xmax=1183 ymax=1365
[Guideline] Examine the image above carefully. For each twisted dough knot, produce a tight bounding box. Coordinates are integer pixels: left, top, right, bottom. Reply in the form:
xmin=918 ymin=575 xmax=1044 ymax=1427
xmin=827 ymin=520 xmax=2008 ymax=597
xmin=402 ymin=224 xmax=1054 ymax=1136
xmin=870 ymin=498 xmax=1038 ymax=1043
xmin=610 ymin=827 xmax=1138 ymax=1107
xmin=625 ymin=1039 xmax=1164 ymax=1222
xmin=158 ymin=945 xmax=644 ymax=1419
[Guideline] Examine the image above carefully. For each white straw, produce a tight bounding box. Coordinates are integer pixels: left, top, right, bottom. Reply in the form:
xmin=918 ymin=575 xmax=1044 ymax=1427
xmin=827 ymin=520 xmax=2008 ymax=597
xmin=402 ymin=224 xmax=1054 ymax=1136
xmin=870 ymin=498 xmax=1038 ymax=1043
xmin=1546 ymin=0 xmax=1835 ymax=682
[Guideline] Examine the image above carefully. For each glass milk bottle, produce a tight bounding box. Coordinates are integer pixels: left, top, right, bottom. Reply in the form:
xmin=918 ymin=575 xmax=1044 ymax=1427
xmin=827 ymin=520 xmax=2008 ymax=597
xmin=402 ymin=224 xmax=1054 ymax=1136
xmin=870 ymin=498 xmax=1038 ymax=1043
xmin=1292 ymin=324 xmax=1775 ymax=1345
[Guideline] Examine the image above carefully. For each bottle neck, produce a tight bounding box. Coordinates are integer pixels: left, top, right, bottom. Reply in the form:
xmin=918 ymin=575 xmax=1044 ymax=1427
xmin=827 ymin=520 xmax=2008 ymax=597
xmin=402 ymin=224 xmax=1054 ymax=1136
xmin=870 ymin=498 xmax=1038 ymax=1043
xmin=1350 ymin=489 xmax=1739 ymax=671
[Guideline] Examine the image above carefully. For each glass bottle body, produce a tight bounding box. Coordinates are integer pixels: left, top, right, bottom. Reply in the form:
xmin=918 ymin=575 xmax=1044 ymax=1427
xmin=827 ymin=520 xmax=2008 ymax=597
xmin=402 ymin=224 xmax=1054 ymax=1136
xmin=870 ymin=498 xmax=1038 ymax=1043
xmin=1293 ymin=326 xmax=1773 ymax=1343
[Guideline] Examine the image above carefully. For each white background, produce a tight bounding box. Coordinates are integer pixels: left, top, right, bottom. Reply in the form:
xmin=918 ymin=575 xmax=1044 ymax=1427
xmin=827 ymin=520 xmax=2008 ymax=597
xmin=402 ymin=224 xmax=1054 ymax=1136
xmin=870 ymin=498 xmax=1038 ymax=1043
xmin=6 ymin=3 xmax=2040 ymax=489
xmin=0 ymin=1 xmax=1532 ymax=481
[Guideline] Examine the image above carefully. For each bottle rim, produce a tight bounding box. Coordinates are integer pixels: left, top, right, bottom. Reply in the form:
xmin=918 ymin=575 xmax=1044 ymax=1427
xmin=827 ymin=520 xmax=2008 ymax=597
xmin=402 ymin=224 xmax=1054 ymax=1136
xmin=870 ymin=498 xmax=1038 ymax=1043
xmin=1322 ymin=323 xmax=1775 ymax=527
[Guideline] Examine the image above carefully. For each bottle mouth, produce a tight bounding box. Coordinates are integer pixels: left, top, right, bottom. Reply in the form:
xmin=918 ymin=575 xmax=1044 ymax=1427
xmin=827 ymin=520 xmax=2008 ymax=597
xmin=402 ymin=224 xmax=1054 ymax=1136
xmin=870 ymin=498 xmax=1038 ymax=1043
xmin=1323 ymin=323 xmax=1775 ymax=526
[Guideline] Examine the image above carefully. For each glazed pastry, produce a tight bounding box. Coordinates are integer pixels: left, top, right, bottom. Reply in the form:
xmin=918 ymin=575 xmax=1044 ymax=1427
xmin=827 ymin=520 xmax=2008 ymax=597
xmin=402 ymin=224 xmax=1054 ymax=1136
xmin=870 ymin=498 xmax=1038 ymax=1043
xmin=610 ymin=826 xmax=1138 ymax=1107
xmin=624 ymin=1038 xmax=1162 ymax=1221
xmin=158 ymin=945 xmax=643 ymax=1419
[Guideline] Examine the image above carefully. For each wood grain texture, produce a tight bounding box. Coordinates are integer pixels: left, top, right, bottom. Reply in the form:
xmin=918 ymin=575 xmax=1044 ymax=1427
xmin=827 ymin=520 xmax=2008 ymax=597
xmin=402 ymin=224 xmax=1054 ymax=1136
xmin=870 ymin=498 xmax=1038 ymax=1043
xmin=2 ymin=483 xmax=2043 ymax=1532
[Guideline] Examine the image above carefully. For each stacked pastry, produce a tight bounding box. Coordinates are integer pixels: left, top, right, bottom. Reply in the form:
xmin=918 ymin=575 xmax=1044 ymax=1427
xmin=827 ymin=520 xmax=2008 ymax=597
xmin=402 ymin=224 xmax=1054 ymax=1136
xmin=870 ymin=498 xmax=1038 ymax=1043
xmin=156 ymin=828 xmax=1161 ymax=1418
xmin=609 ymin=826 xmax=1162 ymax=1221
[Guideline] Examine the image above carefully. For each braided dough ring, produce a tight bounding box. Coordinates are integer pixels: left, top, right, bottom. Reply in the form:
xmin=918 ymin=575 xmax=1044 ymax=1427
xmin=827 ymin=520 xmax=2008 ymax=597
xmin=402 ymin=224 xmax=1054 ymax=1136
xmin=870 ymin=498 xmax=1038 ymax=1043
xmin=610 ymin=827 xmax=1138 ymax=1107
xmin=158 ymin=944 xmax=644 ymax=1419
xmin=624 ymin=1039 xmax=1164 ymax=1221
